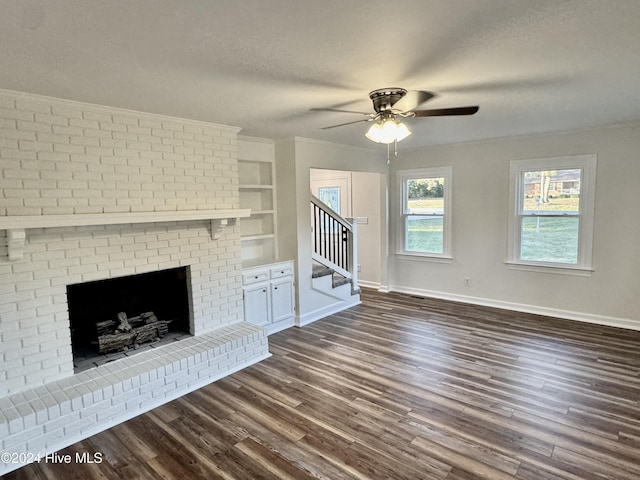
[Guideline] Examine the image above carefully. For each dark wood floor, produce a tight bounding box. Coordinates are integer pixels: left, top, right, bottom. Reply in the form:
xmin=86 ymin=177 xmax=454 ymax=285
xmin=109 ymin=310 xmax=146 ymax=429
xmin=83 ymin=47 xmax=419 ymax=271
xmin=5 ymin=288 xmax=640 ymax=479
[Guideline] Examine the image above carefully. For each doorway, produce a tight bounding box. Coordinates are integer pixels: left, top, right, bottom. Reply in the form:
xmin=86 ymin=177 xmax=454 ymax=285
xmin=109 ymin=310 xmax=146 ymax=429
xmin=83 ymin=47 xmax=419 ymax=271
xmin=310 ymin=168 xmax=383 ymax=289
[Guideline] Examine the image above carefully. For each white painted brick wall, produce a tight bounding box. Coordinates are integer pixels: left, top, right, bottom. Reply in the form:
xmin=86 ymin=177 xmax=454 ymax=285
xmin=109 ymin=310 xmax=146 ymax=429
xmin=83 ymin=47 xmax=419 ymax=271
xmin=0 ymin=90 xmax=239 ymax=217
xmin=0 ymin=222 xmax=246 ymax=393
xmin=0 ymin=90 xmax=270 ymax=473
xmin=0 ymin=89 xmax=247 ymax=395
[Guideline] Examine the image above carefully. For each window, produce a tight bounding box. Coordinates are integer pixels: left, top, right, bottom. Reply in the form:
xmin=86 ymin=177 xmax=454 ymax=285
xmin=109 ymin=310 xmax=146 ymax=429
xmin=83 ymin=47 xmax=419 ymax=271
xmin=507 ymin=154 xmax=596 ymax=274
xmin=397 ymin=167 xmax=452 ymax=258
xmin=318 ymin=186 xmax=340 ymax=214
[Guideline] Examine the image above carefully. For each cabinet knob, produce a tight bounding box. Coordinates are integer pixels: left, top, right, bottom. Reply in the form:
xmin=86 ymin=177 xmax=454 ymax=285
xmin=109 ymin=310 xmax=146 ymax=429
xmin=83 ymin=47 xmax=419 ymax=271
xmin=255 ymin=276 xmax=259 ymax=279
xmin=262 ymin=289 xmax=266 ymax=293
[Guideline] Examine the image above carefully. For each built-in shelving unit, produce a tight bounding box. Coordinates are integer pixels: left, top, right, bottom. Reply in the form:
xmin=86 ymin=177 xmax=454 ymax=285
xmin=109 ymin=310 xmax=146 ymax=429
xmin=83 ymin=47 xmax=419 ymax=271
xmin=238 ymin=136 xmax=278 ymax=267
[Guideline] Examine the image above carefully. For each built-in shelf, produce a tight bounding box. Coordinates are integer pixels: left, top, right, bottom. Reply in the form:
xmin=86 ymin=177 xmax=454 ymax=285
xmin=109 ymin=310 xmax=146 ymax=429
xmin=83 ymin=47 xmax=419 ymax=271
xmin=238 ymin=136 xmax=278 ymax=267
xmin=0 ymin=209 xmax=251 ymax=260
xmin=241 ymin=233 xmax=276 ymax=242
xmin=239 ymin=184 xmax=274 ymax=190
xmin=251 ymin=210 xmax=275 ymax=215
xmin=237 ymin=156 xmax=272 ymax=163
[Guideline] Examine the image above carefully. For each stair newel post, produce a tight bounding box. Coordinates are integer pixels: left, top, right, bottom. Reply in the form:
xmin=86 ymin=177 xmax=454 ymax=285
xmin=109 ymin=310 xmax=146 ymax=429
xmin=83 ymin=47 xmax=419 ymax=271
xmin=342 ymin=224 xmax=348 ymax=271
xmin=313 ymin=203 xmax=317 ymax=255
xmin=322 ymin=208 xmax=326 ymax=259
xmin=350 ymin=218 xmax=358 ymax=291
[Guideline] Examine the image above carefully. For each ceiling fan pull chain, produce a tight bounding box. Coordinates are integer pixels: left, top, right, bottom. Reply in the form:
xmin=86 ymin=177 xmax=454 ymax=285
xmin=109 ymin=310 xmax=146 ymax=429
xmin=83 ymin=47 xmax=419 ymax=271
xmin=387 ymin=143 xmax=390 ymax=164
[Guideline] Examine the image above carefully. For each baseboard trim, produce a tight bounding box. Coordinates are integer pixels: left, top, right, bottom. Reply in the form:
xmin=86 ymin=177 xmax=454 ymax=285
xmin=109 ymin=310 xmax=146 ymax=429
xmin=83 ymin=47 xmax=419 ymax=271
xmin=357 ymin=280 xmax=381 ymax=290
xmin=267 ymin=317 xmax=295 ymax=335
xmin=389 ymin=285 xmax=640 ymax=332
xmin=296 ymin=297 xmax=361 ymax=327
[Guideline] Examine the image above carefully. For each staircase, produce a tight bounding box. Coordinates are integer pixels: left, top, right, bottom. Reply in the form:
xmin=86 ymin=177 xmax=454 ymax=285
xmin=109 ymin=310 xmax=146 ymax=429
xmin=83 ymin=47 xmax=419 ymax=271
xmin=310 ymin=194 xmax=360 ymax=303
xmin=312 ymin=262 xmax=360 ymax=301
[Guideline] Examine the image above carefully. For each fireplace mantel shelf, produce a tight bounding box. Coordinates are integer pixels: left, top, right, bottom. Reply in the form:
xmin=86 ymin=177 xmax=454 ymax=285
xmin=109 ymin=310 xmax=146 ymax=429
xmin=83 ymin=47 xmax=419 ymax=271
xmin=0 ymin=209 xmax=251 ymax=260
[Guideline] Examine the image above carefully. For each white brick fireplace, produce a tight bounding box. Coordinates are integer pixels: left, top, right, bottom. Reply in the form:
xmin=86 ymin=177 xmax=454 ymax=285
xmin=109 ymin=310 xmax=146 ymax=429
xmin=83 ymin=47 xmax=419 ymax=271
xmin=0 ymin=90 xmax=270 ymax=475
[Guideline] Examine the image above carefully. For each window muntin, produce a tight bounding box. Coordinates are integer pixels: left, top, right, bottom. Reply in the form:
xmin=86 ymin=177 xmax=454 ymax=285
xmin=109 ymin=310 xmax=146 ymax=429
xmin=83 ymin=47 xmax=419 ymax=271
xmin=508 ymin=156 xmax=596 ymax=272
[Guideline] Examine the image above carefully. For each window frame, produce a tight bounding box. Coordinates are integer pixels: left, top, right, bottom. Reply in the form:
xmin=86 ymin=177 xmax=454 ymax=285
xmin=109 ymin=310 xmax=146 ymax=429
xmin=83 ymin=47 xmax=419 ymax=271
xmin=506 ymin=154 xmax=597 ymax=275
xmin=396 ymin=166 xmax=453 ymax=259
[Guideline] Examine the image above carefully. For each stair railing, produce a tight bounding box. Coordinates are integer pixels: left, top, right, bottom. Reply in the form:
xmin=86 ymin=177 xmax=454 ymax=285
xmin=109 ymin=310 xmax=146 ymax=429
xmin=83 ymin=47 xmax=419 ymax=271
xmin=310 ymin=193 xmax=358 ymax=290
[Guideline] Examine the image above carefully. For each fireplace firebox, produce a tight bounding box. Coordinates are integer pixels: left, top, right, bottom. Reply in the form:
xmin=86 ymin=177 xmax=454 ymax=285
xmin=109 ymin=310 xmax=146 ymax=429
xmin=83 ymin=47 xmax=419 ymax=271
xmin=66 ymin=267 xmax=193 ymax=371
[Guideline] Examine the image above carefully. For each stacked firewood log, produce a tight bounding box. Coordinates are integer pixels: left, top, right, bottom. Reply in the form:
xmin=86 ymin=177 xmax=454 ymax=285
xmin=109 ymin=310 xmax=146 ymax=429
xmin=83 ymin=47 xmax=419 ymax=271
xmin=94 ymin=311 xmax=170 ymax=353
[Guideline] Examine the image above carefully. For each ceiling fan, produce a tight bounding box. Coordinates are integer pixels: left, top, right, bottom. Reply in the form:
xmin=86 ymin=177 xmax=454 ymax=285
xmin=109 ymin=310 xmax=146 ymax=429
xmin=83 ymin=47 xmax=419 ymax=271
xmin=311 ymin=87 xmax=479 ymax=145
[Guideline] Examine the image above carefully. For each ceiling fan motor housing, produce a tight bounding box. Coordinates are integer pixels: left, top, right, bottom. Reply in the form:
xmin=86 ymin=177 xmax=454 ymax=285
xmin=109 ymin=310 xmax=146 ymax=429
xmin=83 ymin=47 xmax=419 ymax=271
xmin=369 ymin=88 xmax=407 ymax=112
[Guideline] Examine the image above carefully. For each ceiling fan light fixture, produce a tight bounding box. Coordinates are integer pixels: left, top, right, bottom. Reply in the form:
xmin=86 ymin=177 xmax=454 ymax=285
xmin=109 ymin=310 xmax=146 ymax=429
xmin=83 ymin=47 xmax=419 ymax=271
xmin=364 ymin=122 xmax=383 ymax=143
xmin=391 ymin=120 xmax=411 ymax=142
xmin=365 ymin=117 xmax=411 ymax=144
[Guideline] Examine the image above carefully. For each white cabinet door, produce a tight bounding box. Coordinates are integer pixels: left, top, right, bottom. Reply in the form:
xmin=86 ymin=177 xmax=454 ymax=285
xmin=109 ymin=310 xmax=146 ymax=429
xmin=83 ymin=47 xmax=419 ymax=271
xmin=243 ymin=283 xmax=270 ymax=327
xmin=271 ymin=277 xmax=294 ymax=323
xmin=242 ymin=261 xmax=295 ymax=334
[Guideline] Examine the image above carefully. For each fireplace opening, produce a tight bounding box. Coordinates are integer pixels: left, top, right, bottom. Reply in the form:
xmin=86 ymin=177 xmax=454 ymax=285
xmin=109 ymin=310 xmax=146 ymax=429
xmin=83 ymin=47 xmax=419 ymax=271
xmin=66 ymin=266 xmax=193 ymax=372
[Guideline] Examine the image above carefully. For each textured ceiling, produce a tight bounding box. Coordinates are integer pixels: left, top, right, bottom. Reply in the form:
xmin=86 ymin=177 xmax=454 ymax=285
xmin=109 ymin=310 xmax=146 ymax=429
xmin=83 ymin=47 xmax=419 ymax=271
xmin=2 ymin=0 xmax=640 ymax=149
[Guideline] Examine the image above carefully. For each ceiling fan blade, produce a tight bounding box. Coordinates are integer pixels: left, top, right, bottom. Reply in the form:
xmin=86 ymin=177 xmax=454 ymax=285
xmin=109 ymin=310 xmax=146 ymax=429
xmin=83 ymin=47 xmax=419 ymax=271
xmin=309 ymin=107 xmax=372 ymax=116
xmin=321 ymin=118 xmax=373 ymax=130
xmin=393 ymin=90 xmax=435 ymax=112
xmin=412 ymin=106 xmax=479 ymax=117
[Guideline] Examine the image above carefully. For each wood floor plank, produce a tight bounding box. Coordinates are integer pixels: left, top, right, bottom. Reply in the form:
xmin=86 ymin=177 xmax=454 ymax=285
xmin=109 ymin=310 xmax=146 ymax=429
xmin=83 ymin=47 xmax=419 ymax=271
xmin=410 ymin=434 xmax=518 ymax=480
xmin=233 ymin=437 xmax=318 ymax=480
xmin=81 ymin=431 xmax=158 ymax=480
xmin=228 ymin=411 xmax=359 ymax=480
xmin=4 ymin=288 xmax=640 ymax=479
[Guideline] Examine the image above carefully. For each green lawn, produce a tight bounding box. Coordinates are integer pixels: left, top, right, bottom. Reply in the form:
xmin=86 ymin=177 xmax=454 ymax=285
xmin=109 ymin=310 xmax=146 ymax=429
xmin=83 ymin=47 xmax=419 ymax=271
xmin=406 ymin=198 xmax=445 ymax=253
xmin=520 ymin=217 xmax=578 ymax=263
xmin=406 ymin=217 xmax=444 ymax=254
xmin=406 ymin=198 xmax=579 ymax=262
xmin=521 ymin=197 xmax=579 ymax=263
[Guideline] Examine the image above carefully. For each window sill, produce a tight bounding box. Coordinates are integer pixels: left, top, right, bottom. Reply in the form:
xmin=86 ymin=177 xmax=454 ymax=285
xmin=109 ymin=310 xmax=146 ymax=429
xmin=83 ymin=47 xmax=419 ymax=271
xmin=396 ymin=253 xmax=454 ymax=263
xmin=505 ymin=261 xmax=594 ymax=277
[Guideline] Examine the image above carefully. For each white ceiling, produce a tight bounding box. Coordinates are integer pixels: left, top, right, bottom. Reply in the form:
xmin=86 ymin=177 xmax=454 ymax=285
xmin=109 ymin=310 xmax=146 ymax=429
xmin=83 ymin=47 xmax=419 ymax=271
xmin=2 ymin=0 xmax=640 ymax=149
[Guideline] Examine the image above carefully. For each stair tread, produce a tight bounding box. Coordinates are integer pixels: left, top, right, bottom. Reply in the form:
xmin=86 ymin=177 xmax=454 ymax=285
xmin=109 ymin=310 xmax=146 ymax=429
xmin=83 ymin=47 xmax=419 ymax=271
xmin=312 ymin=264 xmax=334 ymax=278
xmin=312 ymin=262 xmax=358 ymax=296
xmin=331 ymin=275 xmax=352 ymax=288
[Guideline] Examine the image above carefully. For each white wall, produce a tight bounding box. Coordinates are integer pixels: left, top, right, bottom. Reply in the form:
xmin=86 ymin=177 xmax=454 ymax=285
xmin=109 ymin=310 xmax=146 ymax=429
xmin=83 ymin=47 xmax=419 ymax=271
xmin=351 ymin=171 xmax=384 ymax=288
xmin=389 ymin=122 xmax=640 ymax=329
xmin=274 ymin=139 xmax=298 ymax=262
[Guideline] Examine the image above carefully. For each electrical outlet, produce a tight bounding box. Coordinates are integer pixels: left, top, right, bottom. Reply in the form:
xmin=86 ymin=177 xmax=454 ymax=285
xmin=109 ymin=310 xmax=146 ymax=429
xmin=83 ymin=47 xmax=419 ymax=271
xmin=464 ymin=276 xmax=472 ymax=287
xmin=357 ymin=264 xmax=362 ymax=272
